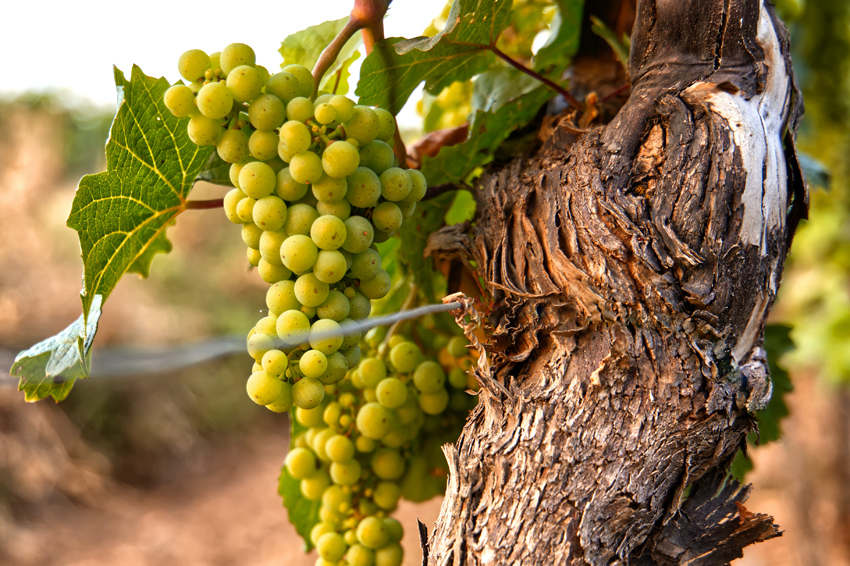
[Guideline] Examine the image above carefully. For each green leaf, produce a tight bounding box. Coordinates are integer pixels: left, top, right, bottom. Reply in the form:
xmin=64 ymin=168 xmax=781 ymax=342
xmin=445 ymin=189 xmax=477 ymax=225
xmin=590 ymin=15 xmax=630 ymax=71
xmin=279 ymin=17 xmax=362 ymax=79
xmin=11 ymin=295 xmax=103 ymax=402
xmin=279 ymin=413 xmax=321 ymax=551
xmin=534 ymin=0 xmax=584 ymax=72
xmin=798 ymin=152 xmax=831 ymax=191
xmin=471 ymin=66 xmax=543 ymax=114
xmin=319 ymin=50 xmax=361 ymax=96
xmin=396 ymin=193 xmax=456 ymax=303
xmin=356 ymin=0 xmax=512 ymax=113
xmin=195 ymin=151 xmax=233 ymax=187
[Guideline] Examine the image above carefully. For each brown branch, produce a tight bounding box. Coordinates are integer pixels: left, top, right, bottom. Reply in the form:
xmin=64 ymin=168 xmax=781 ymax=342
xmin=311 ymin=17 xmax=365 ymax=99
xmin=423 ymin=182 xmax=464 ymax=200
xmin=489 ymin=45 xmax=584 ymax=111
xmin=184 ymin=198 xmax=224 ymax=210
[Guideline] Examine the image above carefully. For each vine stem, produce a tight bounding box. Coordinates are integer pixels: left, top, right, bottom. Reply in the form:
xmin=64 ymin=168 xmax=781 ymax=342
xmin=185 ymin=198 xmax=223 ymax=210
xmin=489 ymin=45 xmax=584 ymax=111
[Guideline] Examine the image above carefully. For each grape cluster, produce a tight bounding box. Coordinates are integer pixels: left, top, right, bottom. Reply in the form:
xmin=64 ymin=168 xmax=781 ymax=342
xmin=285 ymin=332 xmax=477 ymax=566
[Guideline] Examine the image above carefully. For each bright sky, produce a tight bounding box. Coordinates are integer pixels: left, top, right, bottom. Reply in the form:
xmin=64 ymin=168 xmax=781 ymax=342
xmin=2 ymin=0 xmax=442 ymax=122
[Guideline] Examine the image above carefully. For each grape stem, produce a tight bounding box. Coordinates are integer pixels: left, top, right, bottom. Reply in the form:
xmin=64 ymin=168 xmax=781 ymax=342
xmin=488 ymin=45 xmax=584 ymax=111
xmin=423 ymin=182 xmax=467 ymax=201
xmin=184 ymin=198 xmax=224 ymax=210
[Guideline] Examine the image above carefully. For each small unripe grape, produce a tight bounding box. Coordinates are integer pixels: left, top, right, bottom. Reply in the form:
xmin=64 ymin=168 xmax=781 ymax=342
xmin=240 ymin=222 xmax=262 ymax=249
xmin=316 ymin=199 xmax=351 ymax=220
xmin=285 ymin=447 xmax=318 ymax=479
xmin=224 ymin=188 xmax=246 ymax=223
xmin=311 ymin=522 xmax=336 ymax=546
xmin=237 ymin=198 xmax=256 ymax=224
xmin=300 ymin=349 xmax=329 ymax=378
xmin=187 ymin=114 xmax=223 ymax=145
xmin=375 ymin=543 xmax=403 ymax=566
xmin=373 ymin=481 xmax=401 ymax=511
xmin=216 ymin=128 xmax=250 ymax=163
xmin=397 ymin=200 xmax=416 ymax=219
xmin=220 ymin=43 xmax=256 ymax=75
xmin=413 ymin=361 xmax=446 ymax=393
xmin=266 ymin=71 xmax=301 ymax=103
xmin=374 ymin=108 xmax=396 ymax=142
xmin=322 ymin=141 xmax=360 ymax=179
xmin=265 ymin=383 xmax=293 ymax=413
xmin=371 ymin=448 xmax=405 ymax=480
xmin=239 ymin=161 xmax=277 ymax=199
xmin=341 ymin=345 xmax=361 ymax=368
xmin=330 ymin=459 xmax=362 ymax=486
xmin=383 ymin=518 xmax=403 ymax=543
xmin=226 ymin=65 xmax=263 ymax=102
xmin=348 ymin=292 xmax=371 ymax=319
xmin=276 ymin=168 xmax=310 ymax=201
xmin=178 ymin=49 xmax=211 ymax=83
xmin=277 ymin=309 xmax=311 ymax=345
xmin=359 ymin=269 xmax=391 ymax=300
xmin=317 ymin=291 xmax=351 ymax=321
xmin=283 ymin=203 xmax=319 ymax=236
xmin=248 ymin=130 xmax=279 ymax=161
xmin=356 ymin=402 xmax=394 ymax=440
xmin=329 ymin=95 xmax=356 ymax=122
xmin=286 ymin=97 xmax=314 ymax=123
xmin=295 ymin=273 xmax=330 ymax=307
xmin=389 ymin=341 xmax=422 ymax=373
xmin=404 ymin=169 xmax=428 ymax=202
xmin=246 ymin=370 xmax=283 ymax=405
xmin=164 ymin=85 xmax=196 ymax=118
xmin=283 ymin=64 xmax=315 ymax=98
xmin=310 ymin=319 xmax=344 ymax=354
xmin=296 ymin=405 xmax=326 ymax=428
xmin=449 ymin=367 xmax=468 ymax=389
xmin=376 ymin=377 xmax=408 ymax=409
xmin=313 ymin=250 xmax=347 ymax=284
xmin=259 ymin=229 xmax=287 ymax=266
xmin=252 ymin=195 xmax=288 ymax=231
xmin=262 ymin=349 xmax=289 ymax=377
xmin=312 ymin=175 xmax=348 ymax=204
xmin=267 ymin=280 xmax=301 ymax=315
xmin=320 ymin=351 xmax=349 ymax=384
xmin=325 ymin=435 xmax=355 ymax=463
xmin=249 ymin=94 xmax=286 ymax=131
xmin=290 ymin=151 xmax=324 ymax=184
xmin=372 ymin=228 xmax=395 ymax=243
xmin=346 ymin=544 xmax=374 ymax=566
xmin=418 ymin=388 xmax=449 ymax=415
xmin=258 ymin=259 xmax=291 ymax=283
xmin=345 ymin=167 xmax=381 ymax=208
xmin=247 ymin=247 xmax=261 ymax=266
xmin=293 ymin=377 xmax=325 ymax=409
xmin=197 ymin=82 xmax=233 ymax=120
xmin=343 ymin=106 xmax=380 ymax=145
xmin=314 ymin=103 xmax=337 ymax=125
xmin=301 ymin=470 xmax=330 ymax=500
xmin=371 ymin=201 xmax=403 ymax=232
xmin=379 ymin=168 xmax=412 ymax=202
xmin=252 ymin=315 xmax=278 ymax=338
xmin=359 ymin=141 xmax=394 ymax=175
xmin=317 ymin=532 xmax=347 ymax=562
xmin=349 ymin=249 xmax=381 ymax=281
xmin=447 ymin=335 xmax=469 ymax=357
xmin=355 ymin=436 xmax=375 ymax=453
xmin=356 ymin=516 xmax=389 ymax=549
xmin=280 ymin=234 xmax=318 ymax=274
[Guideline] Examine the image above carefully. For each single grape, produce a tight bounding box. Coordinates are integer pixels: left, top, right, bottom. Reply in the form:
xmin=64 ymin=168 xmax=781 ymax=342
xmin=248 ymin=94 xmax=286 ymax=131
xmin=248 ymin=130 xmax=279 ymax=161
xmin=320 ymin=351 xmax=349 ymax=384
xmin=296 ymin=405 xmax=326 ymax=427
xmin=295 ymin=273 xmax=330 ymax=307
xmin=317 ymin=532 xmax=347 ymax=562
xmin=397 ymin=200 xmax=417 ymax=219
xmin=220 ymin=43 xmax=256 ymax=75
xmin=311 ymin=215 xmax=347 ymax=250
xmin=329 ymin=95 xmax=355 ymax=122
xmin=164 ymin=85 xmax=196 ymax=118
xmin=314 ymin=103 xmax=337 ymax=125
xmin=283 ymin=203 xmax=319 ymax=236
xmin=197 ymin=82 xmax=233 ymax=120
xmin=266 ymin=71 xmax=301 ymax=103
xmin=376 ymin=377 xmax=408 ymax=409
xmin=339 ymin=319 xmax=362 ymax=349
xmin=279 ymin=120 xmax=312 ymax=154
xmin=258 ymin=259 xmax=291 ymax=283
xmin=265 ymin=383 xmax=293 ymax=413
xmin=343 ymin=106 xmax=380 ymax=145
xmin=241 ymin=222 xmax=263 ymax=248
xmin=262 ymin=349 xmax=288 ymax=377
xmin=293 ymin=377 xmax=325 ymax=409
xmin=178 ymin=49 xmax=211 ymax=82
xmin=226 ymin=65 xmax=263 ymax=102
xmin=252 ymin=195 xmax=288 ymax=231
xmin=418 ymin=388 xmax=449 ymax=415
xmin=216 ymin=129 xmax=250 ymax=163
xmin=359 ymin=269 xmax=391 ymax=300
xmin=313 ymin=250 xmax=347 ymax=284
xmin=349 ymin=249 xmax=381 ymax=280
xmin=283 ymin=64 xmax=315 ymax=98
xmin=311 ymin=522 xmax=336 ymax=546
xmin=341 ymin=345 xmax=361 ymax=368
xmin=239 ymin=161 xmax=277 ymax=199
xmin=371 ymin=448 xmax=405 ymax=480
xmin=372 ymin=228 xmax=395 ymax=243
xmin=255 ymin=65 xmax=270 ymax=84
xmin=404 ymin=169 xmax=428 ymax=202
xmin=363 ymin=388 xmax=378 ymax=403
xmin=237 ymin=198 xmax=256 ymax=223
xmin=330 ymin=459 xmax=362 ymax=486
xmin=325 ymin=435 xmax=355 ymax=463
xmin=356 ymin=516 xmax=389 ymax=549
xmin=447 ymin=335 xmax=468 ymax=357
xmin=301 ymin=469 xmax=330 ymax=500
xmin=187 ymin=114 xmax=223 ymax=145
xmin=383 ymin=518 xmax=403 ymax=543
xmin=276 ymin=309 xmax=311 ymax=345
xmin=300 ymin=349 xmax=329 ymax=378
xmin=413 ymin=361 xmax=446 ymax=393
xmin=315 ymin=93 xmax=334 ymax=105
xmin=348 ymin=291 xmax=372 ymax=319
xmin=389 ymin=342 xmax=422 ymax=373
xmin=229 ymin=163 xmax=244 ymax=188
xmin=280 ymin=234 xmax=318 ymax=273
xmin=224 ymin=188 xmax=246 ymax=223
xmin=286 ymin=97 xmax=314 ymax=123
xmin=358 ymin=141 xmax=394 ymax=175
xmin=317 ymin=199 xmax=352 ymax=220
xmin=346 ymin=544 xmax=374 ymax=566
xmin=340 ymin=249 xmax=354 ymax=270
xmin=345 ymin=167 xmax=381 ymax=208
xmin=323 ymin=402 xmax=342 ymax=428
xmin=317 ymin=291 xmax=351 ymax=321
xmin=290 ymin=151 xmax=324 ymax=184
xmin=355 ymin=435 xmax=375 ymax=453
xmin=379 ymin=168 xmax=412 ymax=202
xmin=247 ymin=247 xmax=261 ymax=266
xmin=285 ymin=447 xmax=318 ymax=479
xmin=340 ymin=216 xmax=374 ymax=253
xmin=322 ymin=141 xmax=360 ymax=179
xmin=448 ymin=367 xmax=468 ymax=389
xmin=373 ymin=481 xmax=401 ymax=511
xmin=310 ymin=319 xmax=344 ymax=354
xmin=267 ymin=280 xmax=301 ymax=315
xmin=356 ymin=402 xmax=395 ymax=440
xmin=276 ymin=168 xmax=310 ymax=201
xmin=278 ymin=142 xmax=296 ymax=163
xmin=374 ymin=108 xmax=396 ymax=142
xmin=208 ymin=51 xmax=221 ymax=71
xmin=375 ymin=543 xmax=403 ymax=566
xmin=252 ymin=315 xmax=278 ymax=338
xmin=312 ymin=175 xmax=348 ymax=204
xmin=371 ymin=201 xmax=403 ymax=232
xmin=246 ymin=370 xmax=283 ymax=405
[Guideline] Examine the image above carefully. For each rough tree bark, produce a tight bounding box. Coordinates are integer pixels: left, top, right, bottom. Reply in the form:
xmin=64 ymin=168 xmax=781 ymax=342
xmin=423 ymin=0 xmax=806 ymax=564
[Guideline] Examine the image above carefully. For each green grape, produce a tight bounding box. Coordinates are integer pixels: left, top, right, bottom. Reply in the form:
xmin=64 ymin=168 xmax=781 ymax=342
xmin=286 ymin=97 xmax=315 ymax=123
xmin=341 ymin=217 xmax=374 ymax=254
xmin=359 ymin=269 xmax=391 ymax=300
xmin=311 ymin=522 xmax=337 ymax=546
xmin=315 ymin=93 xmax=334 ymax=105
xmin=283 ymin=64 xmax=315 ymax=98
xmin=229 ymin=163 xmax=244 ymax=188
xmin=341 ymin=345 xmax=361 ymax=368
xmin=295 ymin=273 xmax=330 ymax=307
xmin=280 ymin=120 xmax=312 ymax=154
xmin=339 ymin=319 xmax=362 ymax=349
xmin=265 ymin=383 xmax=293 ymax=413
xmin=345 ymin=168 xmax=381 ymax=208
xmin=325 ymin=435 xmax=355 ymax=462
xmin=248 ymin=130 xmax=279 ymax=161
xmin=285 ymin=447 xmax=318 ymax=479
xmin=302 ymin=304 xmax=317 ymax=318
xmin=310 ymin=319 xmax=344 ymax=354
xmin=296 ymin=405 xmax=326 ymax=427
xmin=380 ymin=426 xmax=411 ymax=448
xmin=313 ymin=250 xmax=347 ymax=284
xmin=283 ymin=203 xmax=319 ymax=235
xmin=312 ymin=174 xmax=348 ymax=204
xmin=317 ymin=199 xmax=351 ymax=220
xmin=323 ymin=402 xmax=342 ymax=427
xmin=379 ymin=168 xmax=412 ymax=202
xmin=329 ymin=95 xmax=356 ymax=122
xmin=346 ymin=544 xmax=374 ymax=566
xmin=330 ymin=459 xmax=362 ymax=486
xmin=376 ymin=378 xmax=407 ymax=409
xmin=224 ymin=188 xmax=245 ymax=223
xmin=258 ymin=259 xmax=291 ymax=283
xmin=356 ymin=517 xmax=389 ymax=549
xmin=252 ymin=195 xmax=288 ymax=231
xmin=278 ymin=142 xmax=296 ymax=163
xmin=311 ymin=215 xmax=347 ymax=250
xmin=320 ymin=351 xmax=349 ymax=384
xmin=348 ymin=292 xmax=372 ymax=319
xmin=276 ymin=168 xmax=310 ymax=201
xmin=322 ymin=141 xmax=360 ymax=179
xmin=340 ymin=249 xmax=354 ymax=270
xmin=413 ymin=361 xmax=446 ymax=393
xmin=252 ymin=315 xmax=277 ymax=338
xmin=383 ymin=518 xmax=403 ymax=543
xmin=239 ymin=161 xmax=277 ymax=199
xmin=241 ymin=222 xmax=263 ymax=249
xmin=267 ymin=71 xmax=301 ymax=103
xmin=323 ymin=485 xmax=352 ymax=513
xmin=277 ymin=309 xmax=311 ymax=345
xmin=387 ymin=336 xmax=406 ymax=348
xmin=317 ymin=291 xmax=351 ymax=321
xmin=349 ymin=249 xmax=381 ymax=281
xmin=345 ymin=138 xmax=361 ymax=149
xmin=290 ymin=151 xmax=324 ymax=184
xmin=397 ymin=200 xmax=416 ymax=219
xmin=216 ymin=129 xmax=250 ymax=163
xmin=373 ymin=481 xmax=401 ymax=511
xmin=187 ymin=114 xmax=223 ymax=145
xmin=255 ymin=65 xmax=270 ymax=84
xmin=447 ymin=335 xmax=468 ymax=357
xmin=317 ymin=532 xmax=347 ymax=562
xmin=389 ymin=342 xmax=422 ymax=373
xmin=177 ymin=49 xmax=211 ymax=82
xmin=248 ymin=94 xmax=286 ymax=131
xmin=220 ymin=43 xmax=256 ymax=75
xmin=404 ymin=169 xmax=427 ymax=202
xmin=300 ymin=349 xmax=328 ymax=378
xmin=197 ymin=82 xmax=233 ymax=120
xmin=187 ymin=80 xmax=203 ymax=94
xmin=262 ymin=349 xmax=288 ymax=377
xmin=358 ymin=141 xmax=394 ymax=175
xmin=266 ymin=157 xmax=286 ymax=174
xmin=356 ymin=402 xmax=394 ymax=440
xmin=313 ymin=428 xmax=337 ymax=462
xmin=314 ymin=103 xmax=337 ymax=125
xmin=301 ymin=470 xmax=330 ymax=500
xmin=363 ymin=388 xmax=378 ymax=403
xmin=448 ymin=368 xmax=468 ymax=389
xmin=371 ymin=202 xmax=403 ymax=232
xmin=365 ymin=327 xmax=387 ymax=349
xmin=374 ymin=108 xmax=396 ymax=143
xmin=371 ymin=448 xmax=405 ymax=480
xmin=164 ymin=85 xmax=196 ymax=118
xmin=208 ymin=51 xmax=221 ymax=70
xmin=293 ymin=377 xmax=325 ymax=409
xmin=359 ymin=357 xmax=387 ymax=388
xmin=267 ymin=280 xmax=301 ymax=315
xmin=343 ymin=106 xmax=380 ymax=145
xmin=418 ymin=389 xmax=449 ymax=415
xmin=375 ymin=543 xmax=403 ymax=566
xmin=372 ymin=228 xmax=395 ymax=244
xmin=343 ymin=530 xmax=358 ymax=546
xmin=355 ymin=435 xmax=376 ymax=453
xmin=247 ymin=247 xmax=261 ymax=266
xmin=237 ymin=198 xmax=256 ymax=223
xmin=280 ymin=235 xmax=318 ymax=274
xmin=259 ymin=229 xmax=287 ymax=266
xmin=246 ymin=370 xmax=283 ymax=405
xmin=226 ymin=65 xmax=263 ymax=102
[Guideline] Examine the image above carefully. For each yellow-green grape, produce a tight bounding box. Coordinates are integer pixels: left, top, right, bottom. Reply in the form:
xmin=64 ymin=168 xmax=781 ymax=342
xmin=277 ymin=309 xmax=311 ymax=345
xmin=398 ymin=201 xmax=416 ymax=219
xmin=419 ymin=389 xmax=449 ymax=415
xmin=225 ymin=65 xmax=262 ymax=103
xmin=323 ymin=403 xmax=342 ymax=428
xmin=373 ymin=482 xmax=401 ymax=511
xmin=187 ymin=114 xmax=223 ymax=145
xmin=341 ymin=217 xmax=373 ymax=253
xmin=255 ymin=65 xmax=270 ymax=83
xmin=356 ymin=402 xmax=394 ymax=440
xmin=383 ymin=518 xmax=403 ymax=543
xmin=314 ymin=103 xmax=337 ymax=125
xmin=404 ymin=169 xmax=427 ymax=202
xmin=312 ymin=175 xmax=348 ymax=204
xmin=447 ymin=335 xmax=468 ymax=357
xmin=283 ymin=64 xmax=315 ymax=98
xmin=379 ymin=168 xmax=412 ymax=202
xmin=358 ymin=141 xmax=394 ymax=175
xmin=311 ymin=523 xmax=337 ymax=547
xmin=375 ymin=543 xmax=403 ymax=566
xmin=216 ymin=129 xmax=250 ymax=163
xmin=363 ymin=388 xmax=378 ymax=403
xmin=280 ymin=234 xmax=318 ymax=273
xmin=359 ymin=269 xmax=391 ymax=300
xmin=259 ymin=229 xmax=287 ymax=266
xmin=276 ymin=168 xmax=310 ymax=201
xmin=330 ymin=459 xmax=362 ymax=486
xmin=313 ymin=250 xmax=347 ymax=284
xmin=356 ymin=517 xmax=389 ymax=549
xmin=246 ymin=332 xmax=274 ymax=362
xmin=372 ymin=228 xmax=395 ymax=243
xmin=246 ymin=370 xmax=283 ymax=405
xmin=317 ymin=532 xmax=347 ymax=562
xmin=371 ymin=448 xmax=405 ymax=480
xmin=340 ymin=249 xmax=354 ymax=270
xmin=266 ymin=157 xmax=286 ymax=174
xmin=316 ymin=200 xmax=351 ymax=220
xmin=374 ymin=108 xmax=396 ymax=143
xmin=262 ymin=349 xmax=289 ymax=377
xmin=258 ymin=259 xmax=291 ymax=283
xmin=376 ymin=377 xmax=408 ymax=408
xmin=300 ymin=349 xmax=329 ymax=378
xmin=248 ymin=94 xmax=286 ymax=131
xmin=325 ymin=435 xmax=355 ymax=463
xmin=164 ymin=85 xmax=196 ymax=118
xmin=320 ymin=352 xmax=349 ymax=384
xmin=286 ymin=447 xmax=318 ymax=479
xmin=346 ymin=544 xmax=374 ymax=566
xmin=348 ymin=291 xmax=372 ymax=319
xmin=220 ymin=43 xmax=256 ymax=75
xmin=266 ymin=71 xmax=301 ymax=103
xmin=301 ymin=469 xmax=330 ymax=500
xmin=247 ymin=247 xmax=261 ymax=266
xmin=310 ymin=319 xmax=344 ymax=354
xmin=329 ymin=95 xmax=355 ymax=122
xmin=371 ymin=202 xmax=403 ymax=233
xmin=311 ymin=215 xmax=347 ymax=250
xmin=295 ymin=273 xmax=330 ymax=307
xmin=350 ymin=249 xmax=381 ymax=280
xmin=252 ymin=195 xmax=288 ymax=231
xmin=342 ymin=346 xmax=361 ymax=374
xmin=237 ymin=198 xmax=256 ymax=223
xmin=355 ymin=436 xmax=375 ymax=453
xmin=323 ymin=141 xmax=360 ymax=179
xmin=293 ymin=377 xmax=325 ymax=409
xmin=317 ymin=291 xmax=351 ymax=321
xmin=196 ymin=82 xmax=233 ymax=120
xmin=346 ymin=167 xmax=381 ymax=208
xmin=413 ymin=360 xmax=446 ymax=393
xmin=315 ymin=93 xmax=334 ymax=106
xmin=178 ymin=49 xmax=211 ymax=83
xmin=280 ymin=120 xmax=312 ymax=154
xmin=278 ymin=142 xmax=296 ymax=163
xmin=241 ymin=222 xmax=263 ymax=249
xmin=290 ymin=151 xmax=324 ymax=184
xmin=187 ymin=80 xmax=203 ymax=94
xmin=389 ymin=341 xmax=422 ymax=373
xmin=282 ymin=203 xmax=317 ymax=236
xmin=238 ymin=161 xmax=276 ymax=199
xmin=343 ymin=106 xmax=380 ymax=145
xmin=339 ymin=319 xmax=362 ymax=349
xmin=297 ymin=405 xmax=326 ymax=427
xmin=267 ymin=280 xmax=301 ymax=315
xmin=286 ymin=97 xmax=314 ymax=123
xmin=224 ymin=188 xmax=246 ymax=223
xmin=248 ymin=130 xmax=279 ymax=161
xmin=252 ymin=315 xmax=277 ymax=338
xmin=229 ymin=163 xmax=244 ymax=187
xmin=208 ymin=51 xmax=221 ymax=71
xmin=265 ymin=383 xmax=293 ymax=413
xmin=448 ymin=367 xmax=468 ymax=389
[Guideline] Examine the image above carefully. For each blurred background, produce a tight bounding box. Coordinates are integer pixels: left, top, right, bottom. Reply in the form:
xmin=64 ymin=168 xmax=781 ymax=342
xmin=1 ymin=0 xmax=848 ymax=565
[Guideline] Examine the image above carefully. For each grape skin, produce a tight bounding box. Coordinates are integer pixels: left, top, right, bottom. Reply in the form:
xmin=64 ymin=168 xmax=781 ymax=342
xmin=178 ymin=49 xmax=211 ymax=82
xmin=197 ymin=82 xmax=233 ymax=120
xmin=164 ymin=85 xmax=196 ymax=118
xmin=220 ymin=43 xmax=256 ymax=75
xmin=226 ymin=65 xmax=263 ymax=102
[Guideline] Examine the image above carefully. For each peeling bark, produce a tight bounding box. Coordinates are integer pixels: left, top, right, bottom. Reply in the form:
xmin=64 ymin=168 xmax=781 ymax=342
xmin=424 ymin=0 xmax=805 ymax=564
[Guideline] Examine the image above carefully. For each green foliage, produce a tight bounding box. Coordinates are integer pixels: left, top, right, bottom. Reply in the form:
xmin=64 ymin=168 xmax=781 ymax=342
xmin=279 ymin=17 xmax=362 ymax=77
xmin=279 ymin=415 xmax=321 ymax=551
xmin=590 ymin=15 xmax=630 ymax=71
xmin=319 ymin=50 xmax=360 ymax=95
xmin=534 ymin=0 xmax=584 ymax=72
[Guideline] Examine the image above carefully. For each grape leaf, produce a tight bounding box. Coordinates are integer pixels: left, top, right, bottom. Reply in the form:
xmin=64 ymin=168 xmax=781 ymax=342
xmin=279 ymin=413 xmax=321 ymax=551
xmin=472 ymin=66 xmax=544 ymax=114
xmin=319 ymin=50 xmax=361 ymax=96
xmin=534 ymin=0 xmax=584 ymax=72
xmin=356 ymin=0 xmax=512 ymax=113
xmin=195 ymin=152 xmax=232 ymax=187
xmin=279 ymin=16 xmax=362 ymax=80
xmin=396 ymin=193 xmax=456 ymax=303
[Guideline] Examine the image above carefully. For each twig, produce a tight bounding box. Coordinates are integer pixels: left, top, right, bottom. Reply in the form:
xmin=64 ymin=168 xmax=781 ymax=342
xmin=423 ymin=182 xmax=465 ymax=200
xmin=185 ymin=198 xmax=224 ymax=210
xmin=489 ymin=45 xmax=584 ymax=111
